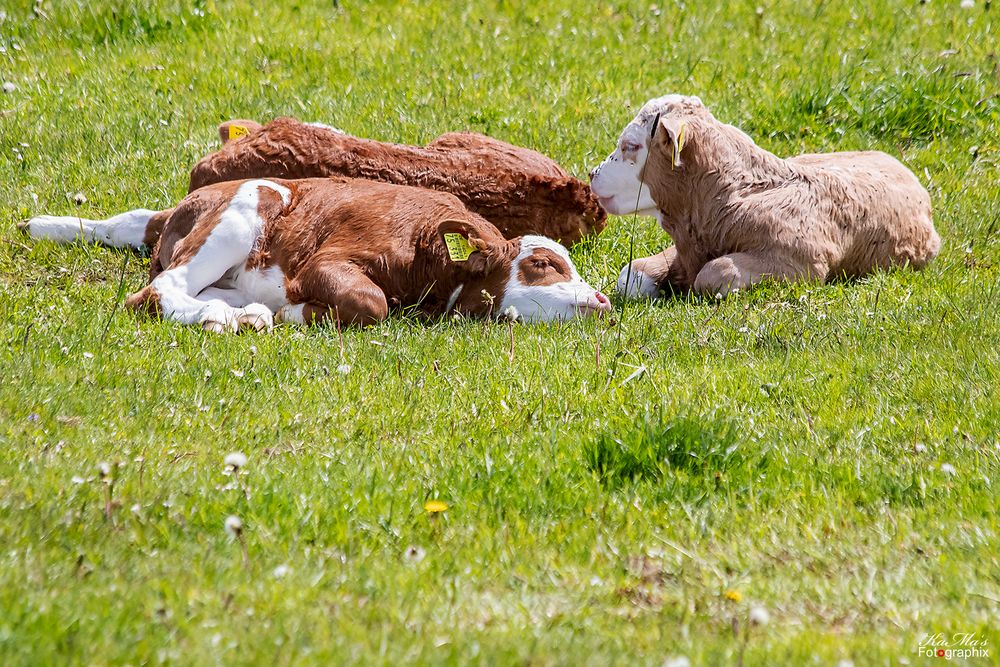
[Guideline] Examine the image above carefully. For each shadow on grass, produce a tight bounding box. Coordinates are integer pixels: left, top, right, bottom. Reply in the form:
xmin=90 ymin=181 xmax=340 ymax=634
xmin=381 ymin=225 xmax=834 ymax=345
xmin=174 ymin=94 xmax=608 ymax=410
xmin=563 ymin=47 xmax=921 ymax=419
xmin=584 ymin=413 xmax=745 ymax=489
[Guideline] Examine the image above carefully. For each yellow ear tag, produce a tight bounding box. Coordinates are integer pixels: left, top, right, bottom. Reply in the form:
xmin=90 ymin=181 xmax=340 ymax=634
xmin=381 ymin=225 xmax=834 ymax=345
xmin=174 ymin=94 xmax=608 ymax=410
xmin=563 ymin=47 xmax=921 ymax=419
xmin=444 ymin=233 xmax=476 ymax=262
xmin=672 ymin=122 xmax=686 ymax=169
xmin=228 ymin=124 xmax=249 ymax=140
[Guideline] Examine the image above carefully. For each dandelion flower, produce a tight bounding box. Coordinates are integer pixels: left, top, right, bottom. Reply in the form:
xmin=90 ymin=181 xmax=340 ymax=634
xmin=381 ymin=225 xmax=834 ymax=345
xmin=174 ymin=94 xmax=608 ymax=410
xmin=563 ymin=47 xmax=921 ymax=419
xmin=424 ymin=500 xmax=448 ymax=514
xmin=749 ymin=605 xmax=770 ymax=626
xmin=724 ymin=589 xmax=742 ymax=602
xmin=224 ymin=452 xmax=248 ymax=470
xmin=224 ymin=515 xmax=242 ymax=537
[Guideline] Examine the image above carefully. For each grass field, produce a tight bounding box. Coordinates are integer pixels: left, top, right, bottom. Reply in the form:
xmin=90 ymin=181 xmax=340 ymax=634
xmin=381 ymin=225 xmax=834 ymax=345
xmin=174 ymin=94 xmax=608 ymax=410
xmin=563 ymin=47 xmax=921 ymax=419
xmin=1 ymin=1 xmax=999 ymax=664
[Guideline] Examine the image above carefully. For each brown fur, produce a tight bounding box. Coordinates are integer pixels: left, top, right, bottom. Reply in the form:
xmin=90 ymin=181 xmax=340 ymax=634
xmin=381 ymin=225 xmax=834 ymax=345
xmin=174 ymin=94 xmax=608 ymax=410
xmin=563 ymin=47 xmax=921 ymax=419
xmin=183 ymin=118 xmax=606 ymax=246
xmin=134 ymin=177 xmax=544 ymax=325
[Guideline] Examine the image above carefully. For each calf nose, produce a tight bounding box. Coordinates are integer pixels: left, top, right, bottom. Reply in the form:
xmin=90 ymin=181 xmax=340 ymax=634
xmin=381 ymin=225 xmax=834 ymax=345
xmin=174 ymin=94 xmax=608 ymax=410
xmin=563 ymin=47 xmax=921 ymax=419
xmin=593 ymin=291 xmax=612 ymax=313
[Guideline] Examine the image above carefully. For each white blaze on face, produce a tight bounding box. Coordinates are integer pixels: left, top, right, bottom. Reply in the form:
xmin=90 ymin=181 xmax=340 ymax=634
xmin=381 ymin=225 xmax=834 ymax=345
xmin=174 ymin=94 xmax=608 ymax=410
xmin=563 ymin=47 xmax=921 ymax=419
xmin=498 ymin=236 xmax=611 ymax=322
xmin=589 ymin=94 xmax=702 ymax=216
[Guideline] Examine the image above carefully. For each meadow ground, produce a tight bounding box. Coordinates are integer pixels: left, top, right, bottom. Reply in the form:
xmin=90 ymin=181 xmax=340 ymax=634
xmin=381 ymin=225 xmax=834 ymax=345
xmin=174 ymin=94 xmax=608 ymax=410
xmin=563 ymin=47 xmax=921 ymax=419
xmin=1 ymin=1 xmax=998 ymax=664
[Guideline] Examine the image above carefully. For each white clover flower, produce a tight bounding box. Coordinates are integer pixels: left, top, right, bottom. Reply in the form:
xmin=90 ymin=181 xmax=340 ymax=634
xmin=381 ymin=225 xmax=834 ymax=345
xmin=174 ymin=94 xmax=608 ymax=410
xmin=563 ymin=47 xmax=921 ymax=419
xmin=273 ymin=564 xmax=290 ymax=578
xmin=913 ymin=443 xmax=927 ymax=454
xmin=224 ymin=515 xmax=242 ymax=537
xmin=2 ymin=81 xmax=15 ymax=93
xmin=663 ymin=657 xmax=691 ymax=667
xmin=749 ymin=605 xmax=770 ymax=626
xmin=960 ymin=0 xmax=975 ymax=8
xmin=97 ymin=462 xmax=111 ymax=477
xmin=224 ymin=452 xmax=247 ymax=470
xmin=404 ymin=545 xmax=426 ymax=563
xmin=337 ymin=364 xmax=351 ymax=374
xmin=940 ymin=463 xmax=957 ymax=476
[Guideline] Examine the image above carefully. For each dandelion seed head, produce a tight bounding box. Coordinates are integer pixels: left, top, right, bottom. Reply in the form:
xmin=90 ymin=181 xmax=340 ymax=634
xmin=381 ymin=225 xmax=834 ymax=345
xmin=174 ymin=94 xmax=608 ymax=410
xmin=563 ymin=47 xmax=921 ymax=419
xmin=224 ymin=452 xmax=247 ymax=470
xmin=224 ymin=515 xmax=242 ymax=537
xmin=749 ymin=605 xmax=770 ymax=626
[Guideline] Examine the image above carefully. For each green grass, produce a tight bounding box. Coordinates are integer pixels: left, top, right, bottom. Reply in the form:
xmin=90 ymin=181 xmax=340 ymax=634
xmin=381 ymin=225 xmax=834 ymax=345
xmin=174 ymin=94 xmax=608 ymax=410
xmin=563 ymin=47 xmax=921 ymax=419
xmin=1 ymin=0 xmax=999 ymax=664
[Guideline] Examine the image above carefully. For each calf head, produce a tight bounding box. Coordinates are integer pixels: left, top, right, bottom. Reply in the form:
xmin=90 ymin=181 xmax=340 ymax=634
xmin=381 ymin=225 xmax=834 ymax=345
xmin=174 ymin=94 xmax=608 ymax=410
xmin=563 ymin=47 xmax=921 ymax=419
xmin=589 ymin=94 xmax=706 ymax=216
xmin=442 ymin=224 xmax=610 ymax=322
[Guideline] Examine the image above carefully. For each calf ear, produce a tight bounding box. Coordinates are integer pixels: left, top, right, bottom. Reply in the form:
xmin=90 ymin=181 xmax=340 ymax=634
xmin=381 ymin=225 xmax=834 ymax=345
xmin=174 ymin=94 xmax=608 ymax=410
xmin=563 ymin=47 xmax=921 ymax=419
xmin=218 ymin=119 xmax=262 ymax=145
xmin=437 ymin=220 xmax=511 ymax=275
xmin=656 ymin=116 xmax=688 ymax=168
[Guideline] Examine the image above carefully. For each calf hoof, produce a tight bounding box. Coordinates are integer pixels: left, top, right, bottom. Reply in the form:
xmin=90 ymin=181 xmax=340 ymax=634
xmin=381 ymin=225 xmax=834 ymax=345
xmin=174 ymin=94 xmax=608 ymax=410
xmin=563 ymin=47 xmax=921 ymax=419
xmin=275 ymin=303 xmax=307 ymax=325
xmin=203 ymin=320 xmax=230 ymax=334
xmin=237 ymin=303 xmax=274 ymax=332
xmin=616 ymin=262 xmax=660 ymax=300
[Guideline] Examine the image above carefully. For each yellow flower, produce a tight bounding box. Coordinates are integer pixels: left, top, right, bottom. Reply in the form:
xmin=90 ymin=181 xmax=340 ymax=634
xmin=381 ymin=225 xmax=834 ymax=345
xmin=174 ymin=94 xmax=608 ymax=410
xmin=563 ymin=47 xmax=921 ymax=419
xmin=724 ymin=589 xmax=742 ymax=602
xmin=424 ymin=500 xmax=448 ymax=514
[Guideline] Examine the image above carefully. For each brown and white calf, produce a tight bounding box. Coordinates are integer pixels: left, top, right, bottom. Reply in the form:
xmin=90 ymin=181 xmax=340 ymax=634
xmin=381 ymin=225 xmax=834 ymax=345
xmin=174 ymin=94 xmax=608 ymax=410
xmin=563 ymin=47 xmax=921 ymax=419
xmin=589 ymin=95 xmax=941 ymax=298
xmin=24 ymin=178 xmax=610 ymax=330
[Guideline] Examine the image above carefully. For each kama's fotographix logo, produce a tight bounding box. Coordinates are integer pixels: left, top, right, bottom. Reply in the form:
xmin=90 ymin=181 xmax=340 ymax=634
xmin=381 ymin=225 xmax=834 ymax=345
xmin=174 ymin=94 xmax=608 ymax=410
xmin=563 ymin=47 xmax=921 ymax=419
xmin=917 ymin=632 xmax=991 ymax=660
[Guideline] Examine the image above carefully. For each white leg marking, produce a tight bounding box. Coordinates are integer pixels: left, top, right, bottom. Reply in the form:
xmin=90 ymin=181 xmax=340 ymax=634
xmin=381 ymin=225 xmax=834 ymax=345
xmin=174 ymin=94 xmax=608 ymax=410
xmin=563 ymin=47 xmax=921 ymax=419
xmin=197 ymin=286 xmax=253 ymax=307
xmin=151 ymin=180 xmax=288 ymax=331
xmin=275 ymin=303 xmax=307 ymax=325
xmin=616 ymin=262 xmax=660 ymax=299
xmin=25 ymin=209 xmax=157 ymax=248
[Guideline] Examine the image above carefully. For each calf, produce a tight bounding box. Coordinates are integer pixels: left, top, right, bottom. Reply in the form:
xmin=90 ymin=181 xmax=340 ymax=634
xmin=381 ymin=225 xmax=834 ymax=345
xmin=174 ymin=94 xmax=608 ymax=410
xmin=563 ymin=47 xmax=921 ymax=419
xmin=185 ymin=118 xmax=606 ymax=246
xmin=589 ymin=95 xmax=941 ymax=297
xmin=29 ymin=178 xmax=610 ymax=331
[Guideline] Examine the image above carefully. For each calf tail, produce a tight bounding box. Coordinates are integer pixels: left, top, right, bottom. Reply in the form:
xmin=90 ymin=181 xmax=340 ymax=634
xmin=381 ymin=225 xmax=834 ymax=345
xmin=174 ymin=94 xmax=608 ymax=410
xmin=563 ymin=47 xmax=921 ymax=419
xmin=18 ymin=208 xmax=173 ymax=251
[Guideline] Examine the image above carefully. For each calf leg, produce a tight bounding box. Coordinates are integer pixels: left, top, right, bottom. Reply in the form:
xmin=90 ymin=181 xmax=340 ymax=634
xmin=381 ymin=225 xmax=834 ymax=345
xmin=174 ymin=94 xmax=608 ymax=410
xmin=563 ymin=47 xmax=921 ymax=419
xmin=617 ymin=246 xmax=686 ymax=299
xmin=20 ymin=208 xmax=172 ymax=250
xmin=195 ymin=287 xmax=273 ymax=332
xmin=693 ymin=252 xmax=815 ymax=296
xmin=278 ymin=256 xmax=388 ymax=327
xmin=124 ymin=183 xmax=285 ymax=332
